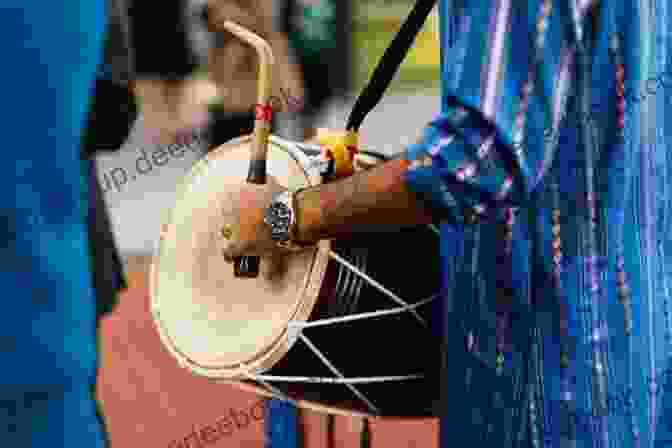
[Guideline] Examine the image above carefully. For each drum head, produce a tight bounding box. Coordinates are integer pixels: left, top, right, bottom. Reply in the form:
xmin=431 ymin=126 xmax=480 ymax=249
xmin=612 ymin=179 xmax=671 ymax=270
xmin=151 ymin=135 xmax=330 ymax=379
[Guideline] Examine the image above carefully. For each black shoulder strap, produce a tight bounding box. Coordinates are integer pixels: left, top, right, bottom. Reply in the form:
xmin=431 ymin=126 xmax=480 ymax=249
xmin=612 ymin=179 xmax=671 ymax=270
xmin=346 ymin=0 xmax=438 ymax=133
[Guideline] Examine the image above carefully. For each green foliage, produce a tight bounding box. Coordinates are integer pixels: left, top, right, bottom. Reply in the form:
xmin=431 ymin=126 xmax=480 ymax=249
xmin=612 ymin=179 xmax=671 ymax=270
xmin=352 ymin=12 xmax=440 ymax=93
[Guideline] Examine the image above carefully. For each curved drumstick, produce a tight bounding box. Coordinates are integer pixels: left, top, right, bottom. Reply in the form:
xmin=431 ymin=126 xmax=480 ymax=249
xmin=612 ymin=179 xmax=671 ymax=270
xmin=215 ymin=20 xmax=275 ymax=278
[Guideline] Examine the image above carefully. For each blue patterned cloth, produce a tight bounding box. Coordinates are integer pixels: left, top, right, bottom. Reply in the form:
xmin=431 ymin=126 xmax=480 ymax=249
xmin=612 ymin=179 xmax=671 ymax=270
xmin=0 ymin=1 xmax=109 ymax=447
xmin=405 ymin=0 xmax=672 ymax=447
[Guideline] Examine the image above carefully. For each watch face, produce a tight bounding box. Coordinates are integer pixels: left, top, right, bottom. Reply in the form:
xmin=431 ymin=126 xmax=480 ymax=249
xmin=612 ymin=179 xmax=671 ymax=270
xmin=273 ymin=203 xmax=291 ymax=219
xmin=265 ymin=202 xmax=292 ymax=241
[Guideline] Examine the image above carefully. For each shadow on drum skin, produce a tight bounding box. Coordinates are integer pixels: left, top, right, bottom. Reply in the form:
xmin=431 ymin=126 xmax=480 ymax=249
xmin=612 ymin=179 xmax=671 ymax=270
xmin=261 ymin=253 xmax=291 ymax=284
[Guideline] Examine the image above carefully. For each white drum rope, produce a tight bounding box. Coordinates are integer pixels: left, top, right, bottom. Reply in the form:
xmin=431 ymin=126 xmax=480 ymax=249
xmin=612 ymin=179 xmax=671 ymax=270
xmin=251 ymin=374 xmax=424 ymax=384
xmin=327 ymin=251 xmax=427 ymax=327
xmin=298 ymin=333 xmax=380 ymax=414
xmin=252 ymin=292 xmax=438 ymax=413
xmin=242 ymin=371 xmax=299 ymax=406
xmin=288 ymin=293 xmax=437 ymax=330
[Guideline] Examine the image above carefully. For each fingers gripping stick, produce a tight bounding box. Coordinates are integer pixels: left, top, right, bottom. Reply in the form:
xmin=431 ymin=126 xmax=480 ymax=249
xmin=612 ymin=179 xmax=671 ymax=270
xmin=216 ymin=20 xmax=275 ymax=277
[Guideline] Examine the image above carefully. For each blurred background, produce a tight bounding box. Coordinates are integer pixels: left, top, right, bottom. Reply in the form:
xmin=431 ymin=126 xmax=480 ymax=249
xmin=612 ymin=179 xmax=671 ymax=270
xmin=352 ymin=0 xmax=440 ymax=92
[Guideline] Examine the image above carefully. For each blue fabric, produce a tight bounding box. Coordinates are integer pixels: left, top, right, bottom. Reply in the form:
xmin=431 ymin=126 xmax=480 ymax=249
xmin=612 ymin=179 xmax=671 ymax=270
xmin=265 ymin=400 xmax=299 ymax=448
xmin=408 ymin=0 xmax=672 ymax=447
xmin=0 ymin=1 xmax=108 ymax=446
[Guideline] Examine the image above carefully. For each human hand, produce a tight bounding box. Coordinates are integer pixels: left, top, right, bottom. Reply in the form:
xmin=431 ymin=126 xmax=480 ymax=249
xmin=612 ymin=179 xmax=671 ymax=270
xmin=220 ymin=176 xmax=292 ymax=279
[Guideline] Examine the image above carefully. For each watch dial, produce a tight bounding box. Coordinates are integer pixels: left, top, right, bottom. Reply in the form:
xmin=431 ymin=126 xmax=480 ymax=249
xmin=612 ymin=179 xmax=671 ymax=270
xmin=265 ymin=202 xmax=292 ymax=241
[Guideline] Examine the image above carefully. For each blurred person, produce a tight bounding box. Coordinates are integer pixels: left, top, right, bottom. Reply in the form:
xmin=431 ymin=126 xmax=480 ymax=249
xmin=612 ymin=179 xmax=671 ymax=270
xmin=278 ymin=0 xmax=351 ymax=140
xmin=0 ymin=0 xmax=204 ymax=446
xmin=82 ymin=0 xmax=205 ymax=326
xmin=83 ymin=0 xmax=212 ymax=150
xmin=279 ymin=0 xmax=352 ymax=140
xmin=221 ymin=0 xmax=672 ymax=447
xmin=0 ymin=1 xmax=110 ymax=446
xmin=128 ymin=0 xmax=211 ymax=145
xmin=81 ymin=0 xmax=135 ymax=323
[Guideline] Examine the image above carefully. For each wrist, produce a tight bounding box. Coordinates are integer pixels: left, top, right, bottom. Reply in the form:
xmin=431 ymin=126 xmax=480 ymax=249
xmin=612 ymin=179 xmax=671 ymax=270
xmin=262 ymin=188 xmax=318 ymax=249
xmin=293 ymin=188 xmax=322 ymax=244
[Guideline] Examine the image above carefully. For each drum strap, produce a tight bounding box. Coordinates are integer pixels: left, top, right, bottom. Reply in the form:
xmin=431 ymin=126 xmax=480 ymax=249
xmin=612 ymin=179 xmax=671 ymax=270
xmin=347 ymin=3 xmax=437 ymax=443
xmin=345 ymin=0 xmax=438 ymax=133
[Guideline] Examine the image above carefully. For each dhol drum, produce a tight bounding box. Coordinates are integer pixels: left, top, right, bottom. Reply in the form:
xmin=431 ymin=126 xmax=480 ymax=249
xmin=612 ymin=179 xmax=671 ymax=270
xmin=151 ymin=135 xmax=443 ymax=417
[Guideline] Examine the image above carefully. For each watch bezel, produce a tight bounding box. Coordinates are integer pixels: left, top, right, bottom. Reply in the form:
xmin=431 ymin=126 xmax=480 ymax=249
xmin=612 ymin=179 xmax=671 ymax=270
xmin=264 ymin=191 xmax=295 ymax=242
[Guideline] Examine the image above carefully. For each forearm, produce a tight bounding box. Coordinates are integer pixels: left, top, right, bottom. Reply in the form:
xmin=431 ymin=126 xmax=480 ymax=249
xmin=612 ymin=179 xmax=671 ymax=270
xmin=293 ymin=156 xmax=434 ymax=243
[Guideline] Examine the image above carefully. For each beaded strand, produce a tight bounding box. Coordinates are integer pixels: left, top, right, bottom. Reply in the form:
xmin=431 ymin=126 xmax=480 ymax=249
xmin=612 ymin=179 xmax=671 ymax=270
xmin=496 ymin=206 xmax=515 ymax=377
xmin=610 ymin=30 xmax=640 ymax=448
xmin=578 ymin=38 xmax=611 ymax=446
xmin=526 ymin=2 xmax=553 ymax=445
xmin=550 ymin=174 xmax=577 ymax=448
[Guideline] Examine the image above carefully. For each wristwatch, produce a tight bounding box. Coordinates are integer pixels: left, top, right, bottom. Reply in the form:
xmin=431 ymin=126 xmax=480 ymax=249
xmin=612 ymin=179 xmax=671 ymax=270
xmin=263 ymin=190 xmax=313 ymax=251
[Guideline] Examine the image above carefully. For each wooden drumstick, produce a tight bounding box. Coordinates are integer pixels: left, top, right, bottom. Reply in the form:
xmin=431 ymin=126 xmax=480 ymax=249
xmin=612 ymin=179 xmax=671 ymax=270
xmin=215 ymin=20 xmax=275 ymax=278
